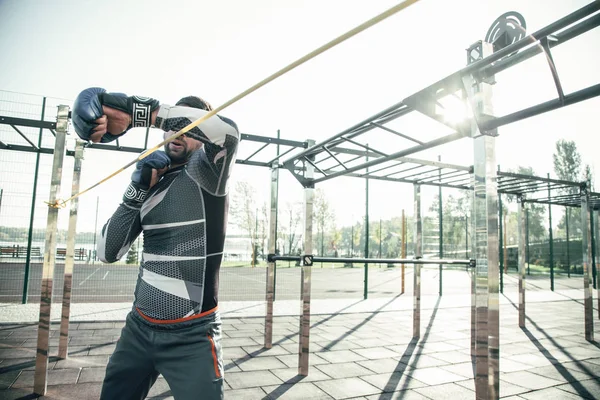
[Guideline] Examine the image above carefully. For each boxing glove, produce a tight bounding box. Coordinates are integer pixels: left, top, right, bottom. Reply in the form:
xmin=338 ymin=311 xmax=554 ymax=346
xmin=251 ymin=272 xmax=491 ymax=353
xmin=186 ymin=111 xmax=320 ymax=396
xmin=123 ymin=151 xmax=171 ymax=206
xmin=72 ymin=87 xmax=160 ymax=143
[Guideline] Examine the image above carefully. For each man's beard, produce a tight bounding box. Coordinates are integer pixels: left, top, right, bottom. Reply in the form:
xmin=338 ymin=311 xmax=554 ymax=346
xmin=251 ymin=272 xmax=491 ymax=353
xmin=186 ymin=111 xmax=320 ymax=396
xmin=164 ymin=144 xmax=191 ymax=164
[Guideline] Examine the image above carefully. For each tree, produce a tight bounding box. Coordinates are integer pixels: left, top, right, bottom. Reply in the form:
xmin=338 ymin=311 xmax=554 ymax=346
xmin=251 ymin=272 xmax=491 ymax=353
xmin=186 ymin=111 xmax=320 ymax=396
xmin=313 ymin=188 xmax=335 ymax=257
xmin=126 ymin=242 xmax=138 ymax=264
xmin=279 ymin=201 xmax=303 ymax=255
xmin=553 ymin=140 xmax=587 ymax=237
xmin=505 ymin=166 xmax=546 ymax=243
xmin=230 ymin=181 xmax=261 ymax=264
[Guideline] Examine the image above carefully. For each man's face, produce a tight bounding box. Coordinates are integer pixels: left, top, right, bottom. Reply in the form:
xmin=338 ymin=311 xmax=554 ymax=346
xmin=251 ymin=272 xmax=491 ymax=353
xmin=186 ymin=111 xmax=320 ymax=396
xmin=163 ymin=131 xmax=202 ymax=165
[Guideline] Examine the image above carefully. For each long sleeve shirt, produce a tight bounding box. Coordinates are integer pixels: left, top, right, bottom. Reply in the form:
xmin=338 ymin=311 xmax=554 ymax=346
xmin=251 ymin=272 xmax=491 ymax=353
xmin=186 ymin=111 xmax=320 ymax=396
xmin=97 ymin=105 xmax=239 ymax=323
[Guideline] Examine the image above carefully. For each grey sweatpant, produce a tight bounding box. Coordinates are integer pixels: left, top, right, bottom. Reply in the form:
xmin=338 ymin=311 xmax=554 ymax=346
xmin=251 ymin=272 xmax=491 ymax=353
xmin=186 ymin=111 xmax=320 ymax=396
xmin=100 ymin=310 xmax=224 ymax=400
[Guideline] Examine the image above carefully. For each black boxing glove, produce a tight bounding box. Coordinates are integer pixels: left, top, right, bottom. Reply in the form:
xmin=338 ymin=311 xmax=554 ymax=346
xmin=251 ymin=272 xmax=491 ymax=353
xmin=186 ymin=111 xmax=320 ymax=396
xmin=72 ymin=87 xmax=160 ymax=143
xmin=122 ymin=151 xmax=171 ymax=206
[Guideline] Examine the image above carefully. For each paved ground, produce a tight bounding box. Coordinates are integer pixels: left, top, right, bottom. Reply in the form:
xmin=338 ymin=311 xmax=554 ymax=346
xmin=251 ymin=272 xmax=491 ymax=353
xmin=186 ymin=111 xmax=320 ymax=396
xmin=1 ymin=271 xmax=599 ymax=399
xmin=0 ymin=262 xmax=587 ymax=303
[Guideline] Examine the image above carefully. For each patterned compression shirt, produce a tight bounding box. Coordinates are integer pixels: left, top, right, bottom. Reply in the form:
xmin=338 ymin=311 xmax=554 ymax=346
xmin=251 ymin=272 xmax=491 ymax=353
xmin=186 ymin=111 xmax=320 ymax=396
xmin=97 ymin=105 xmax=239 ymax=322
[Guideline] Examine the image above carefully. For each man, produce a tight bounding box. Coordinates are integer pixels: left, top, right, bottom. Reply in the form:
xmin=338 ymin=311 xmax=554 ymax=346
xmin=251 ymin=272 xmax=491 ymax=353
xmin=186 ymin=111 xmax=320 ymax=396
xmin=72 ymin=88 xmax=239 ymax=400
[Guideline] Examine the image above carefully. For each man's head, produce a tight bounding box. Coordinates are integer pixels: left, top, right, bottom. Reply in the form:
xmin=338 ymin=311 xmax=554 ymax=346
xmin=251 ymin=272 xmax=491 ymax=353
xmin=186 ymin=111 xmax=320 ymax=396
xmin=164 ymin=96 xmax=212 ymax=166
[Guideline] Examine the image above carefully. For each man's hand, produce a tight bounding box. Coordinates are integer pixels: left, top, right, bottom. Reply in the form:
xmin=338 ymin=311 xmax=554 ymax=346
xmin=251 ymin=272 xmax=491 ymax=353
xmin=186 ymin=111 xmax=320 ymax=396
xmin=72 ymin=87 xmax=160 ymax=143
xmin=123 ymin=151 xmax=171 ymax=206
xmin=89 ymin=107 xmax=132 ymax=143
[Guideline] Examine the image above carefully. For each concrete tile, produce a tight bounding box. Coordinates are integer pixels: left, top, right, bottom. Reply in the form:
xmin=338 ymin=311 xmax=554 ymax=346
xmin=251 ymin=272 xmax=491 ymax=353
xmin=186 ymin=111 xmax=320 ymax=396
xmin=506 ymin=353 xmax=556 ymax=368
xmin=554 ymin=378 xmax=600 ymax=399
xmin=429 ymin=350 xmax=473 ymax=364
xmin=557 ymin=360 xmax=600 ymax=378
xmin=226 ymin=370 xmax=281 ymax=389
xmin=262 ymin=382 xmax=331 ymax=399
xmin=314 ymin=377 xmax=380 ymax=399
xmin=358 ymin=358 xmax=409 ymax=374
xmin=0 ymin=370 xmax=20 ymax=389
xmin=276 ymin=353 xmax=329 ymax=368
xmin=315 ymin=362 xmax=375 ymax=379
xmin=316 ymin=350 xmax=367 ymax=363
xmin=53 ymin=355 xmax=108 ymax=369
xmin=405 ymin=354 xmax=450 ymax=369
xmin=439 ymin=362 xmax=475 ymax=379
xmin=235 ymin=355 xmax=288 ymax=372
xmin=222 ymin=337 xmax=261 ymax=347
xmin=12 ymin=368 xmax=81 ymax=388
xmin=147 ymin=376 xmax=172 ymax=397
xmin=352 ymin=347 xmax=401 ymax=360
xmin=405 ymin=367 xmax=465 ymax=386
xmin=360 ymin=371 xmax=427 ymax=392
xmin=527 ymin=364 xmax=595 ymax=383
xmin=222 ymin=387 xmax=267 ymax=400
xmin=500 ymin=370 xmax=564 ymax=390
xmin=78 ymin=367 xmax=106 ymax=383
xmin=365 ymin=389 xmax=430 ymax=399
xmin=271 ymin=365 xmax=331 ymax=383
xmin=519 ymin=386 xmax=590 ymax=399
xmin=242 ymin=345 xmax=291 ymax=357
xmin=413 ymin=382 xmax=475 ymax=399
xmin=87 ymin=343 xmax=116 ymax=356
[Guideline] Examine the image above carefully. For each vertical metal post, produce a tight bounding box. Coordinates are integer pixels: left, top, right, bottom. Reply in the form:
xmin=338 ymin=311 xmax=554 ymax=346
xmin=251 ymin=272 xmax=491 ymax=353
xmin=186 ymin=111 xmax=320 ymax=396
xmin=364 ymin=146 xmax=369 ymax=299
xmin=401 ymin=209 xmax=406 ymax=294
xmin=581 ymin=186 xmax=594 ymax=341
xmin=596 ymin=208 xmax=600 ymax=318
xmin=465 ymin=216 xmax=469 ymax=259
xmin=58 ymin=141 xmax=85 ymax=359
xmin=34 ymin=105 xmax=69 ymax=396
xmin=23 ymin=97 xmax=47 ymax=304
xmin=548 ymin=175 xmax=554 ymax=291
xmin=264 ymin=160 xmax=279 ymax=349
xmin=464 ymin=40 xmax=499 ymax=400
xmin=470 ymin=193 xmax=476 ymax=357
xmin=517 ymin=195 xmax=526 ymax=328
xmin=298 ymin=140 xmax=315 ymax=376
xmin=591 ymin=211 xmax=597 ymax=289
xmin=526 ymin=209 xmax=530 ymax=275
xmin=379 ymin=218 xmax=382 ymax=259
xmin=566 ymin=207 xmax=570 ymax=278
xmin=438 ymin=156 xmax=443 ymax=296
xmin=413 ymin=184 xmax=422 ymax=338
xmin=93 ymin=196 xmax=99 ymax=263
xmin=274 ymin=130 xmax=280 ymax=299
xmin=499 ymin=192 xmax=504 ymax=294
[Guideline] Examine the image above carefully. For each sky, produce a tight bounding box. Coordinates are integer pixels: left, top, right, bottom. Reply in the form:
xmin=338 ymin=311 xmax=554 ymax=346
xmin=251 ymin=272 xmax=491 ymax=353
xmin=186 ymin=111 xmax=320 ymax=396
xmin=0 ymin=0 xmax=599 ymax=237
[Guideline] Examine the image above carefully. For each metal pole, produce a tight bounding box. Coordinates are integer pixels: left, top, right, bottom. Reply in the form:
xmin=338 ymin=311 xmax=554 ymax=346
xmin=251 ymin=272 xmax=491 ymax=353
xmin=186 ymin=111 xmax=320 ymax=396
xmin=274 ymin=130 xmax=280 ymax=300
xmin=581 ymin=186 xmax=594 ymax=341
xmin=23 ymin=96 xmax=46 ymax=304
xmin=518 ymin=195 xmax=526 ymax=328
xmin=379 ymin=218 xmax=382 ymax=260
xmin=566 ymin=206 xmax=570 ymax=278
xmin=548 ymin=174 xmax=554 ymax=291
xmin=464 ymin=40 xmax=499 ymax=400
xmin=93 ymin=196 xmax=99 ymax=263
xmin=34 ymin=105 xmax=69 ymax=396
xmin=401 ymin=209 xmax=406 ymax=294
xmin=264 ymin=159 xmax=279 ymax=348
xmin=298 ymin=140 xmax=315 ymax=376
xmin=465 ymin=216 xmax=469 ymax=259
xmin=591 ymin=211 xmax=597 ymax=289
xmin=526 ymin=209 xmax=530 ymax=275
xmin=413 ymin=184 xmax=422 ymax=339
xmin=58 ymin=140 xmax=85 ymax=359
xmin=439 ymin=156 xmax=443 ymax=296
xmin=254 ymin=208 xmax=258 ymax=268
xmin=596 ymin=208 xmax=600 ymax=318
xmin=499 ymin=192 xmax=504 ymax=294
xmin=364 ymin=145 xmax=369 ymax=300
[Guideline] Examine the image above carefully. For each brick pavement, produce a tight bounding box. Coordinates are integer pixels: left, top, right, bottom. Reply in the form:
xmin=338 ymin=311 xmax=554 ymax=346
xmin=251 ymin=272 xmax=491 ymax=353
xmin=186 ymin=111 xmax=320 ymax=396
xmin=1 ymin=273 xmax=599 ymax=399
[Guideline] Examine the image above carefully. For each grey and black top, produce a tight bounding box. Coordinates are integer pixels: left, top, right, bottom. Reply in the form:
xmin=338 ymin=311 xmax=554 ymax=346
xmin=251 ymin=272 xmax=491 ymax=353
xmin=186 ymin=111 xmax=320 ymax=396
xmin=97 ymin=105 xmax=239 ymax=323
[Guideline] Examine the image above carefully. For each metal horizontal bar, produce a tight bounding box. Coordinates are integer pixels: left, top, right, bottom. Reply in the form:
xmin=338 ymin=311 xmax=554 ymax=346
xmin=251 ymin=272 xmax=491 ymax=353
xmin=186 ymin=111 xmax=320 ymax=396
xmin=271 ymin=255 xmax=471 ymax=265
xmin=341 ymin=171 xmax=471 ymax=190
xmin=483 ymin=83 xmax=600 ymax=131
xmin=10 ymin=125 xmax=38 ymax=149
xmin=370 ymin=122 xmax=424 ymax=145
xmin=0 ymin=116 xmax=56 ymax=130
xmin=312 ymin=131 xmax=467 ymax=185
xmin=241 ymin=133 xmax=307 ymax=148
xmin=498 ymin=171 xmax=582 ymax=188
xmin=0 ymin=144 xmax=74 ymax=156
xmin=243 ymin=142 xmax=269 ymax=162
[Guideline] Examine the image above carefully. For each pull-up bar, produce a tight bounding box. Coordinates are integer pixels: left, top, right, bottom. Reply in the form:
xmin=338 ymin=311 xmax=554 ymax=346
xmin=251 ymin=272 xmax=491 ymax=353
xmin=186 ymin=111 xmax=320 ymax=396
xmin=268 ymin=254 xmax=474 ymax=266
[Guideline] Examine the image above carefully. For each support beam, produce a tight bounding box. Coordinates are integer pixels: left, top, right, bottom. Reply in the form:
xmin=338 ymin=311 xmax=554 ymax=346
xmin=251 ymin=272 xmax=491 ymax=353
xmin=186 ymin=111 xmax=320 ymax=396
xmin=413 ymin=184 xmax=422 ymax=339
xmin=518 ymin=195 xmax=526 ymax=328
xmin=581 ymin=187 xmax=594 ymax=341
xmin=464 ymin=40 xmax=499 ymax=400
xmin=264 ymin=160 xmax=279 ymax=349
xmin=34 ymin=105 xmax=69 ymax=396
xmin=298 ymin=140 xmax=315 ymax=376
xmin=58 ymin=140 xmax=85 ymax=359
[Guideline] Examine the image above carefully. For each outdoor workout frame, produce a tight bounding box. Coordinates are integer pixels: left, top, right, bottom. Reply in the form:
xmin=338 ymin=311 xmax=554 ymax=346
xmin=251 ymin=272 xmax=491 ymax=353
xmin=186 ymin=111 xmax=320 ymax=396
xmin=0 ymin=2 xmax=599 ymax=398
